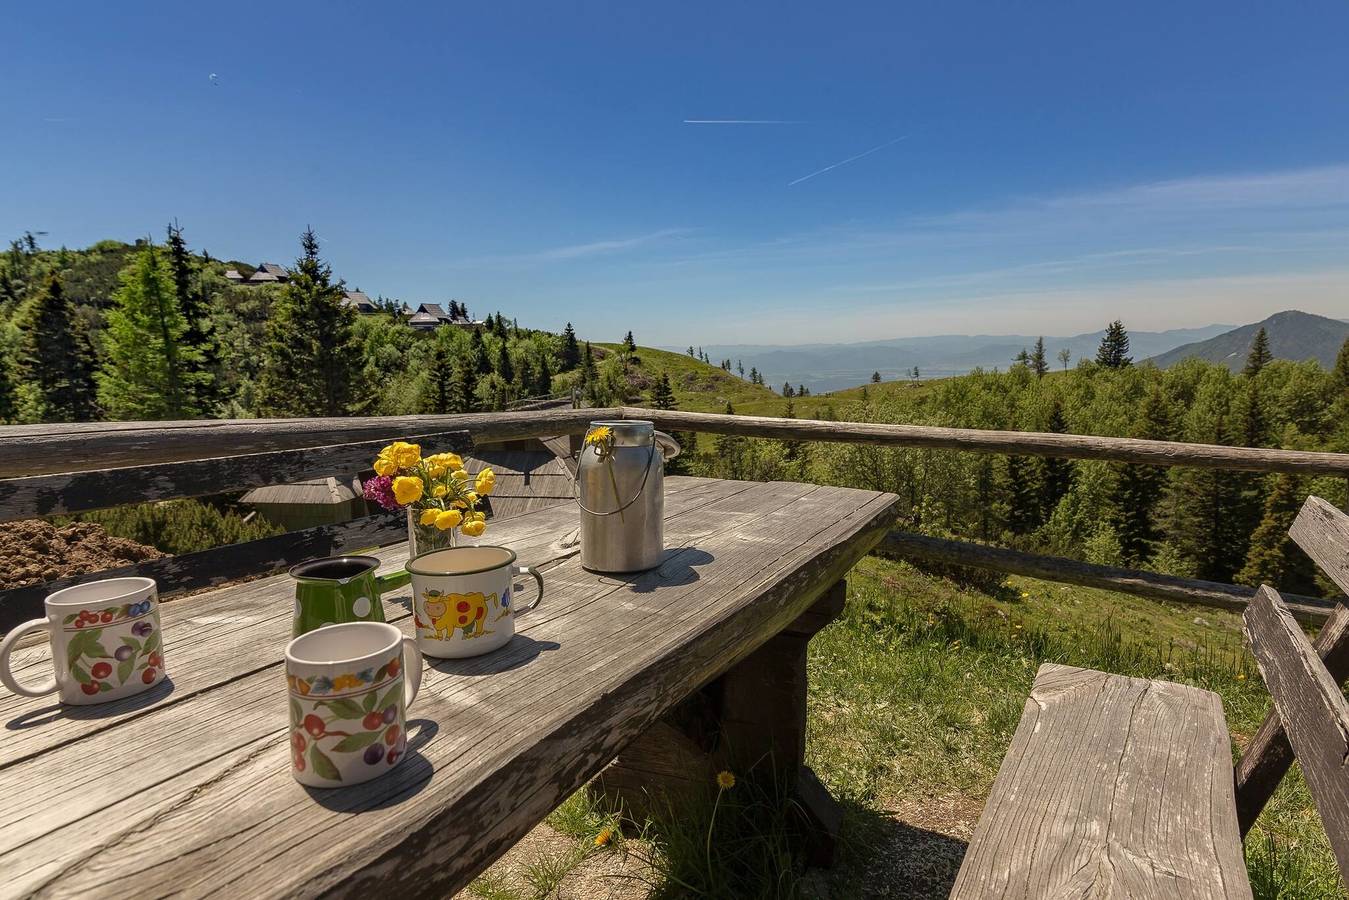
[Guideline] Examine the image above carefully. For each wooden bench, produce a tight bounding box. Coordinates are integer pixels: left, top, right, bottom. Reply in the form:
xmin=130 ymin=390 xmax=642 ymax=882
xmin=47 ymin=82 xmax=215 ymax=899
xmin=953 ymin=495 xmax=1349 ymax=898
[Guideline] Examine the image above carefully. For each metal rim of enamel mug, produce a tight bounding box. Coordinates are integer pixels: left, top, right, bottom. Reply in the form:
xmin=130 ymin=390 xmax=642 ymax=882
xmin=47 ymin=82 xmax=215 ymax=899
xmin=404 ymin=545 xmax=518 ymax=577
xmin=288 ymin=555 xmax=381 ymax=584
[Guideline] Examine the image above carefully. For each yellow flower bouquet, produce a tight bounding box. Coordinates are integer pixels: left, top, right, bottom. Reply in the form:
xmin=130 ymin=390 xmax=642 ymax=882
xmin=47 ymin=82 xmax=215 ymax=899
xmin=363 ymin=440 xmax=495 ymax=553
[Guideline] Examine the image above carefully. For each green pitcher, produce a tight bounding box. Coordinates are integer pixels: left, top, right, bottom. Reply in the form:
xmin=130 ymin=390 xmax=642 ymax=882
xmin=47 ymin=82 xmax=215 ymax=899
xmin=288 ymin=556 xmax=412 ymax=637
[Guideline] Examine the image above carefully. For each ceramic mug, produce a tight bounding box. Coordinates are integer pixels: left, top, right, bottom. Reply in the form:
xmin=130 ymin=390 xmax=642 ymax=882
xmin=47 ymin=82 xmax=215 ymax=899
xmin=0 ymin=577 xmax=166 ymax=705
xmin=286 ymin=621 xmax=423 ymax=788
xmin=288 ymin=555 xmax=411 ymax=637
xmin=406 ymin=546 xmax=543 ymax=659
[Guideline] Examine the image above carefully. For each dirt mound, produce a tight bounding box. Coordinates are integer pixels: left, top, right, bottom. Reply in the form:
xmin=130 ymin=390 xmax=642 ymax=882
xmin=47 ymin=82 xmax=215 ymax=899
xmin=0 ymin=520 xmax=164 ymax=589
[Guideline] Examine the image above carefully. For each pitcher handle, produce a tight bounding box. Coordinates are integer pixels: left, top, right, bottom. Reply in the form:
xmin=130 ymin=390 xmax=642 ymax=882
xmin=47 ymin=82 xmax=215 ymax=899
xmin=377 ymin=570 xmax=412 ymax=595
xmin=512 ymin=565 xmax=544 ymax=616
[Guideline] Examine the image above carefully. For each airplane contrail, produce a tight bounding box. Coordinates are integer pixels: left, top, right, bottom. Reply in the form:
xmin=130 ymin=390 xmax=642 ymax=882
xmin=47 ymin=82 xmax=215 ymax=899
xmin=683 ymin=119 xmax=805 ymax=124
xmin=788 ymin=135 xmax=909 ymax=186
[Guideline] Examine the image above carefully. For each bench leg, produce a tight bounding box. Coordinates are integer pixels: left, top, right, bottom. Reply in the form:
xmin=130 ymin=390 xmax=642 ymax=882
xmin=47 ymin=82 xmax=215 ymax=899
xmin=716 ymin=580 xmax=847 ymax=866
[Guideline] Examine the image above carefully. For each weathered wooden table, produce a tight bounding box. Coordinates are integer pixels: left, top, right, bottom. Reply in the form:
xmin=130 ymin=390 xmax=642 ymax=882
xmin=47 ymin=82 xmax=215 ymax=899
xmin=0 ymin=476 xmax=898 ymax=898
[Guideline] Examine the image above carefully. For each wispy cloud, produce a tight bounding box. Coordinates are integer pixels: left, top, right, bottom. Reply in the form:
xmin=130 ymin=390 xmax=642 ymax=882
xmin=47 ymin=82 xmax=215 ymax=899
xmin=788 ymin=136 xmax=908 ymax=186
xmin=682 ymin=119 xmax=805 ymax=125
xmin=446 ymin=228 xmax=693 ymax=268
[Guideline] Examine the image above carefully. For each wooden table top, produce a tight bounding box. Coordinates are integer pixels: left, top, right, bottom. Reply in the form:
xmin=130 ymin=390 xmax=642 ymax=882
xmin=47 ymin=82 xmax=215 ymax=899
xmin=0 ymin=477 xmax=898 ymax=898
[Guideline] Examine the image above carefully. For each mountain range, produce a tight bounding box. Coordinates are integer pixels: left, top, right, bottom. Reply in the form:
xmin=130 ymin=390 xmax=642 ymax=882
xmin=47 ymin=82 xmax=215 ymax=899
xmin=680 ymin=311 xmax=1347 ymax=392
xmin=1144 ymin=310 xmax=1348 ymax=372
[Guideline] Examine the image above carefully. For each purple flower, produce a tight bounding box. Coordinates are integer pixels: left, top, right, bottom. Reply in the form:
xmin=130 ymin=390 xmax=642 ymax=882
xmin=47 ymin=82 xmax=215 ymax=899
xmin=363 ymin=475 xmax=399 ymax=511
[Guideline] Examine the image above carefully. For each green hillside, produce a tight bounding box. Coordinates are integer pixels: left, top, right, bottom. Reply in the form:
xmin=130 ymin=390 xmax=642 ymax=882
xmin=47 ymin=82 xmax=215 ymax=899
xmin=595 ymin=344 xmax=781 ymax=412
xmin=1147 ymin=310 xmax=1349 ymax=371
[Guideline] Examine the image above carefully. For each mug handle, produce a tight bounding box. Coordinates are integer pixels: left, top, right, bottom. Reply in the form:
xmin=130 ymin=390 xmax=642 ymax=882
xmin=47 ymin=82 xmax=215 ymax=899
xmin=376 ymin=570 xmax=412 ymax=595
xmin=0 ymin=619 xmax=59 ymax=697
xmin=400 ymin=636 xmax=423 ymax=708
xmin=511 ymin=566 xmax=544 ymax=616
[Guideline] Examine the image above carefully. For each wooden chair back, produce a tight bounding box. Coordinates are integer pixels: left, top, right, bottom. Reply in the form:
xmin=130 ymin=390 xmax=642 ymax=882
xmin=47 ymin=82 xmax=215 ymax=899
xmin=0 ymin=430 xmax=471 ymax=632
xmin=1235 ymin=496 xmax=1349 ymax=881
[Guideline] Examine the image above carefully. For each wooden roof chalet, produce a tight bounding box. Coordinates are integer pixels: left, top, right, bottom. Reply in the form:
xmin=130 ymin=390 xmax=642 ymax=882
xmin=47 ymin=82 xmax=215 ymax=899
xmin=343 ymin=290 xmax=378 ymax=314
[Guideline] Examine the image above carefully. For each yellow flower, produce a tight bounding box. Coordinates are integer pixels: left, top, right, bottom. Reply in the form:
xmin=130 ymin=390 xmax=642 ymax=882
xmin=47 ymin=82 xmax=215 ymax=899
xmin=451 ymin=468 xmax=470 ymax=482
xmin=475 ymin=479 xmax=495 ymax=496
xmin=585 ymin=426 xmax=612 ymax=446
xmin=594 ymin=827 xmax=614 ymax=847
xmin=391 ymin=442 xmax=421 ymax=468
xmin=428 ymin=452 xmax=463 ymax=471
xmin=1236 ymin=673 xmax=1246 ymax=681
xmin=373 ymin=456 xmax=398 ymax=477
xmin=432 ymin=484 xmax=448 ymax=498
xmin=332 ymin=674 xmax=362 ymax=691
xmin=465 ymin=491 xmax=479 ymax=505
xmin=716 ymin=770 xmax=736 ymax=790
xmin=426 ymin=463 xmax=447 ymax=478
xmin=434 ymin=509 xmax=463 ymax=531
xmin=451 ymin=499 xmax=467 ymax=509
xmin=418 ymin=508 xmax=439 ymax=526
xmin=461 ymin=519 xmax=486 ymax=537
xmin=392 ymin=476 xmax=423 ymax=505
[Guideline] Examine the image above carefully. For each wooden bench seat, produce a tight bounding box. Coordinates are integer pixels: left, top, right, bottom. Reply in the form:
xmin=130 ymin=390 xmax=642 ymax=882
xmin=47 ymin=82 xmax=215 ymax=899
xmin=950 ymin=663 xmax=1251 ymax=899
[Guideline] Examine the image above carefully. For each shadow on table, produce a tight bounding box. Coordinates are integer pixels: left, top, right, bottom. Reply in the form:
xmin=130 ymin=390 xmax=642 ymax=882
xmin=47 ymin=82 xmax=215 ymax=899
xmin=428 ymin=634 xmax=560 ymax=678
xmin=621 ymin=547 xmax=715 ymax=593
xmin=830 ymin=797 xmax=969 ymax=900
xmin=306 ymin=718 xmax=440 ymax=811
xmin=6 ymin=676 xmax=176 ymax=730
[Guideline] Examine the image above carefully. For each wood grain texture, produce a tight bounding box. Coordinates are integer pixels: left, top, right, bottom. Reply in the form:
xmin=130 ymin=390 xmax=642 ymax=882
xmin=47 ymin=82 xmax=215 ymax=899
xmin=1235 ymin=603 xmax=1349 ymax=835
xmin=1290 ymin=495 xmax=1349 ymax=596
xmin=881 ymin=531 xmax=1339 ymax=624
xmin=622 ymin=407 xmax=1349 ymax=476
xmin=0 ymin=409 xmax=621 ymax=476
xmin=0 ymin=477 xmax=899 ymax=898
xmin=0 ymin=431 xmax=471 ymax=523
xmin=950 ymin=663 xmax=1251 ymax=899
xmin=1243 ymin=586 xmax=1349 ymax=880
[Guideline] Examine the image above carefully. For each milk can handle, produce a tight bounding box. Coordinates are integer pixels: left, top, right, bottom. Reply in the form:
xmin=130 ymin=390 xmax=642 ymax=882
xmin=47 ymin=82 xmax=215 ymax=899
xmin=574 ymin=432 xmax=658 ymax=517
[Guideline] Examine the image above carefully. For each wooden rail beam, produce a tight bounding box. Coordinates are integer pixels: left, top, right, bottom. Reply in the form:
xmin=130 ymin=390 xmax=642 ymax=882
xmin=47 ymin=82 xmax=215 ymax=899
xmin=879 ymin=531 xmax=1339 ymax=625
xmin=0 ymin=408 xmax=620 ymax=477
xmin=618 ymin=407 xmax=1349 ymax=477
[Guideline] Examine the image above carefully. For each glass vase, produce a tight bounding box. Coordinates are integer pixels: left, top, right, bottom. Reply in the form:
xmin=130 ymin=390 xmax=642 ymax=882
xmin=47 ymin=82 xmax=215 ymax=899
xmin=407 ymin=507 xmax=457 ymax=560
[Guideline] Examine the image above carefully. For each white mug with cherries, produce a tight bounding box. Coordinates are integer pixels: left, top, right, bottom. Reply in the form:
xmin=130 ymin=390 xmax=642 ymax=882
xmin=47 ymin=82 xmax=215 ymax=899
xmin=0 ymin=577 xmax=166 ymax=704
xmin=286 ymin=621 xmax=423 ymax=787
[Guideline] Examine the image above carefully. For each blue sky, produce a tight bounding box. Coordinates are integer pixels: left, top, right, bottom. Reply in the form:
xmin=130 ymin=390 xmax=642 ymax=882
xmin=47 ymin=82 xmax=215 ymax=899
xmin=5 ymin=2 xmax=1348 ymax=345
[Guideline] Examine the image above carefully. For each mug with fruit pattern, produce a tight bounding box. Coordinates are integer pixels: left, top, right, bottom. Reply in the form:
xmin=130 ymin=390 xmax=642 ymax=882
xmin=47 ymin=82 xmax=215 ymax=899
xmin=285 ymin=621 xmax=423 ymax=788
xmin=0 ymin=577 xmax=166 ymax=705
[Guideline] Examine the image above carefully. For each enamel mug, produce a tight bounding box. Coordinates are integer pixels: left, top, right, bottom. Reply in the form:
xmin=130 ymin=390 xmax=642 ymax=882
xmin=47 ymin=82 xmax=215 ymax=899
xmin=0 ymin=577 xmax=166 ymax=705
xmin=406 ymin=546 xmax=543 ymax=659
xmin=286 ymin=621 xmax=423 ymax=788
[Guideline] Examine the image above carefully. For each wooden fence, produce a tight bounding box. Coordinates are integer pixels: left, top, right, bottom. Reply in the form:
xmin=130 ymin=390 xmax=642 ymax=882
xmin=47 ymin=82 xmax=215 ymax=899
xmin=0 ymin=406 xmax=1343 ymax=632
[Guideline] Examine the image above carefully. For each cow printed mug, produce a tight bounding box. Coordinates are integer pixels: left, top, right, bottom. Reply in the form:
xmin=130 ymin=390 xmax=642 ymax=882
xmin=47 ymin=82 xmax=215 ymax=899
xmin=0 ymin=577 xmax=167 ymax=704
xmin=406 ymin=546 xmax=544 ymax=658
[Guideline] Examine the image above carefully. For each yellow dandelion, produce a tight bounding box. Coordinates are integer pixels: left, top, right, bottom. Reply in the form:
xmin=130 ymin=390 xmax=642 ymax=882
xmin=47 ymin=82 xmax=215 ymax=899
xmin=716 ymin=770 xmax=736 ymax=790
xmin=585 ymin=426 xmax=613 ymax=446
xmin=1236 ymin=673 xmax=1246 ymax=681
xmin=594 ymin=827 xmax=614 ymax=847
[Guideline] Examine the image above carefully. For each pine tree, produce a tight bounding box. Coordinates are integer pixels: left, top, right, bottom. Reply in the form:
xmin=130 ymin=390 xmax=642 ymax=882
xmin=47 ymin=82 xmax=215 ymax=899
xmin=256 ymin=228 xmax=365 ymax=416
xmin=18 ymin=273 xmax=99 ymax=422
xmin=495 ymin=342 xmax=514 ymax=384
xmin=561 ymin=323 xmax=581 ymax=370
xmin=650 ymin=372 xmax=676 ymax=410
xmin=537 ymin=353 xmax=553 ymax=395
xmin=99 ymin=242 xmax=203 ymax=420
xmin=871 ymin=371 xmax=881 ymax=383
xmin=1110 ymin=383 xmax=1174 ymax=563
xmin=0 ymin=346 xmax=15 ymax=424
xmin=1096 ymin=320 xmax=1132 ymax=368
xmin=1031 ymin=336 xmax=1048 ymax=378
xmin=1013 ymin=348 xmax=1030 ymax=368
xmin=782 ymin=382 xmax=795 ymax=398
xmin=780 ymin=398 xmax=804 ymax=462
xmin=448 ymin=363 xmax=475 ymax=413
xmin=470 ymin=328 xmax=492 ymax=376
xmin=1243 ymin=326 xmax=1272 ymax=376
xmin=688 ymin=346 xmax=696 ymax=358
xmin=714 ymin=401 xmax=745 ymax=479
xmin=799 ymin=384 xmax=808 ymax=397
xmin=580 ymin=341 xmax=598 ymax=387
xmin=1236 ymin=473 xmax=1320 ymax=595
xmin=1035 ymin=402 xmax=1073 ymax=521
xmin=165 ymin=221 xmax=217 ymax=407
xmin=419 ymin=333 xmax=455 ymax=414
xmin=1000 ymin=455 xmax=1041 ymax=535
xmin=737 ymin=360 xmax=744 ymax=377
xmin=1333 ymin=337 xmax=1349 ymax=393
xmin=622 ymin=330 xmax=636 ymax=353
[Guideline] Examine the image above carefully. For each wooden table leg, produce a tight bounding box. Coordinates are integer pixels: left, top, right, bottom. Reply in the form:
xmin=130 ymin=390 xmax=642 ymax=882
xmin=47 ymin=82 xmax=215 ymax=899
xmin=598 ymin=580 xmax=848 ymax=866
xmin=716 ymin=579 xmax=847 ymax=866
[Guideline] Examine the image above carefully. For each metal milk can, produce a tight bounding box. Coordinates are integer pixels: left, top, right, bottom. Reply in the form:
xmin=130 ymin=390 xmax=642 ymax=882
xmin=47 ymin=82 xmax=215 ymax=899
xmin=576 ymin=420 xmax=680 ymax=573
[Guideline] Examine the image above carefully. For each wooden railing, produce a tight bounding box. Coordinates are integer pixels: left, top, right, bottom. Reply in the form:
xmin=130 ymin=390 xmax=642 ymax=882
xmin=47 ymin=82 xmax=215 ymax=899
xmin=0 ymin=406 xmax=1344 ymax=631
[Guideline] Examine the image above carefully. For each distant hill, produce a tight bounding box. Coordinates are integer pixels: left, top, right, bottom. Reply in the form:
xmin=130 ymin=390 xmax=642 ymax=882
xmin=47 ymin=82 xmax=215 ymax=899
xmin=1145 ymin=310 xmax=1349 ymax=372
xmin=678 ymin=323 xmax=1234 ymax=392
xmin=595 ymin=344 xmax=781 ymax=413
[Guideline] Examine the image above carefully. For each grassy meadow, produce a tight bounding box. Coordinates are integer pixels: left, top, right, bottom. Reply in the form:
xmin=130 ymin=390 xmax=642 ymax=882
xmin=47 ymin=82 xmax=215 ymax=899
xmin=467 ymin=556 xmax=1343 ymax=899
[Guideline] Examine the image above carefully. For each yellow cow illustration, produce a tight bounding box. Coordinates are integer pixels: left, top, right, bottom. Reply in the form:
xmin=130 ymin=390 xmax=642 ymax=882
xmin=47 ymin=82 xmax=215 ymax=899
xmin=419 ymin=590 xmax=498 ymax=640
